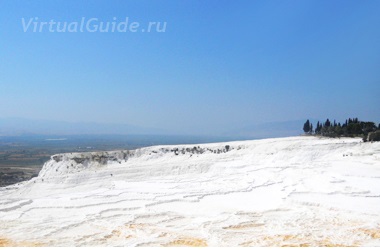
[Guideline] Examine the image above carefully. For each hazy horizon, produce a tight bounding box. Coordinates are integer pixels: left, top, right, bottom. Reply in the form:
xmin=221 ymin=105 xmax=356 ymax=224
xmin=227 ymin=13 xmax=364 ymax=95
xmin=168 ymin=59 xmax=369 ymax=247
xmin=1 ymin=0 xmax=379 ymax=136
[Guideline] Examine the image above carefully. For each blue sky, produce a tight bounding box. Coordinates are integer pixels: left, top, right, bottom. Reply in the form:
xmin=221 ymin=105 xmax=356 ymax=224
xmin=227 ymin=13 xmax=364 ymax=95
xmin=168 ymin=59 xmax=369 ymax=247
xmin=1 ymin=0 xmax=379 ymax=135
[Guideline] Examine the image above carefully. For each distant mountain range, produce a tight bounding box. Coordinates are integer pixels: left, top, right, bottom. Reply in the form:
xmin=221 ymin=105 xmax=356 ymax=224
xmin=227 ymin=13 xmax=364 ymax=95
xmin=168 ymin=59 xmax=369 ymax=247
xmin=0 ymin=117 xmax=313 ymax=139
xmin=0 ymin=117 xmax=168 ymax=136
xmin=224 ymin=119 xmax=320 ymax=139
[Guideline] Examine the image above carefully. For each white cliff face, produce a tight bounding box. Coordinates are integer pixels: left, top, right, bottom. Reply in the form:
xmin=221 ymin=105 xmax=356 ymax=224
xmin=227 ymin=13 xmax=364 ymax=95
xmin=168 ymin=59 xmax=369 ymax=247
xmin=0 ymin=136 xmax=380 ymax=246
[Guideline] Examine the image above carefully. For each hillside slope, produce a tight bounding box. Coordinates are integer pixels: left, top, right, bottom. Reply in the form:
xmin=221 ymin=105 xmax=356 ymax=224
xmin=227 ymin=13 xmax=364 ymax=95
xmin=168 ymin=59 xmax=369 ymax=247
xmin=0 ymin=136 xmax=380 ymax=246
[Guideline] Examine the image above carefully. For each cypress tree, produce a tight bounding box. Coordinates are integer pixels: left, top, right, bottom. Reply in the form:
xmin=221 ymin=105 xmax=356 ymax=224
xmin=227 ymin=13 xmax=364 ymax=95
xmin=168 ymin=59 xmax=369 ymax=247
xmin=303 ymin=120 xmax=310 ymax=133
xmin=325 ymin=119 xmax=331 ymax=127
xmin=316 ymin=121 xmax=320 ymax=134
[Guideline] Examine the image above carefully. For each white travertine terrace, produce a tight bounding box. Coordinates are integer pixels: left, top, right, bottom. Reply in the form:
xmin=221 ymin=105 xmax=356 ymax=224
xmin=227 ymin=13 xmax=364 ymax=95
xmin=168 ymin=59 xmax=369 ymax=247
xmin=0 ymin=136 xmax=380 ymax=246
